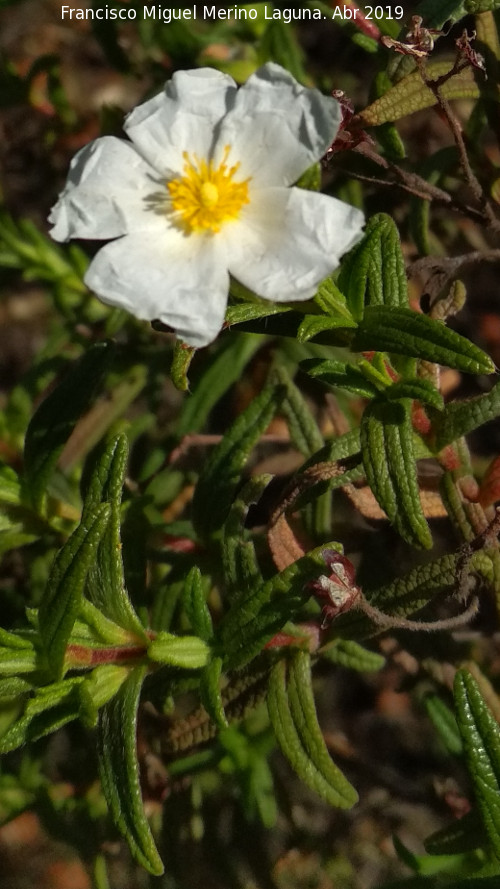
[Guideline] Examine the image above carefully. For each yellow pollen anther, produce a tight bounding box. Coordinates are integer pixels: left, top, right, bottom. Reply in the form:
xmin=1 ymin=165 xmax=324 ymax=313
xmin=166 ymin=146 xmax=250 ymax=234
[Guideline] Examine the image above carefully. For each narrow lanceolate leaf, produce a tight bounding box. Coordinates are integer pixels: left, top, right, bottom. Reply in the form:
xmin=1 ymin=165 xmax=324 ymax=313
xmin=219 ymin=544 xmax=340 ymax=670
xmin=170 ymin=340 xmax=196 ymax=392
xmin=182 ymin=567 xmax=213 ymax=641
xmin=199 ymin=656 xmax=228 ymax=729
xmin=23 ymin=341 xmax=114 ymax=512
xmin=38 ymin=503 xmax=111 ymax=679
xmin=267 ymin=655 xmax=357 ymax=809
xmin=359 ymin=60 xmax=481 ymax=127
xmin=433 ymin=380 xmax=500 ymax=451
xmin=176 ymin=333 xmax=262 ymax=437
xmin=222 ymin=475 xmax=270 ymax=594
xmin=83 ymin=434 xmax=146 ymax=639
xmin=338 ymin=214 xmax=409 ymax=320
xmin=97 ymin=666 xmax=163 ymax=875
xmin=273 ymin=365 xmax=323 ymax=456
xmin=425 ymin=810 xmax=485 ymax=855
xmin=424 ymin=694 xmax=462 ymax=755
xmin=360 ymin=398 xmax=432 ymax=548
xmin=319 ymin=639 xmax=385 ymax=672
xmin=454 ymin=669 xmax=500 ymax=863
xmin=0 ymin=677 xmax=84 ymax=754
xmin=353 ymin=306 xmax=494 ymax=375
xmin=385 ymin=379 xmax=444 ymax=410
xmin=192 ymin=380 xmax=285 ymax=540
xmin=147 ymin=633 xmax=210 ymax=669
xmin=302 ymin=358 xmax=379 ymax=399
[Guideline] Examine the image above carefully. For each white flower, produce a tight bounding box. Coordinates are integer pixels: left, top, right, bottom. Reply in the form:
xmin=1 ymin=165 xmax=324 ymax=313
xmin=49 ymin=63 xmax=364 ymax=347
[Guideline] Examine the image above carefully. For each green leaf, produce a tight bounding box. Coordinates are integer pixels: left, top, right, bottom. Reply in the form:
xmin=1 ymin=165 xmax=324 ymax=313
xmin=23 ymin=341 xmax=114 ymax=512
xmin=303 ymin=358 xmax=379 ymax=399
xmin=433 ymin=380 xmax=500 ymax=450
xmin=425 ymin=809 xmax=485 ymax=855
xmin=424 ymin=694 xmax=463 ymax=755
xmin=297 ymin=314 xmax=357 ymax=343
xmin=0 ymin=677 xmax=84 ymax=754
xmin=38 ymin=503 xmax=111 ymax=679
xmin=353 ymin=306 xmax=494 ymax=374
xmin=219 ymin=544 xmax=343 ymax=670
xmin=360 ymin=60 xmax=481 ymax=127
xmin=338 ymin=213 xmax=409 ymax=320
xmin=274 ymin=364 xmax=323 ymax=456
xmin=319 ymin=639 xmax=386 ymax=672
xmin=386 ymin=379 xmax=444 ymax=410
xmin=192 ymin=378 xmax=285 ymax=539
xmin=199 ymin=656 xmax=228 ymax=729
xmin=147 ymin=633 xmax=210 ymax=669
xmin=361 ymin=398 xmax=432 ymax=548
xmin=97 ymin=666 xmax=163 ymax=875
xmin=83 ymin=433 xmax=146 ymax=639
xmin=267 ymin=654 xmax=357 ymax=809
xmin=454 ymin=669 xmax=500 ymax=862
xmin=176 ymin=333 xmax=262 ymax=436
xmin=182 ymin=567 xmax=213 ymax=641
xmin=465 ymin=0 xmax=500 ymax=10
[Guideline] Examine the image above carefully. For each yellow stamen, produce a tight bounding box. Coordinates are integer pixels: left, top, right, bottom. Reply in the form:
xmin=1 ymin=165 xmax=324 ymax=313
xmin=167 ymin=146 xmax=250 ymax=234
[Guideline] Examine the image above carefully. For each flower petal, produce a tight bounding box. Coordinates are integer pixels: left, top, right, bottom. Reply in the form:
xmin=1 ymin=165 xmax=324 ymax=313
xmin=124 ymin=69 xmax=237 ymax=176
xmin=49 ymin=137 xmax=158 ymax=242
xmin=215 ymin=63 xmax=341 ymax=187
xmin=84 ymin=229 xmax=229 ymax=347
xmin=225 ymin=186 xmax=364 ymax=301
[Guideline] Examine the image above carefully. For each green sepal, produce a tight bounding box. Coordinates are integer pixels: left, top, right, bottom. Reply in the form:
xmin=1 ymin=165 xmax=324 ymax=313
xmin=170 ymin=340 xmax=196 ymax=392
xmin=319 ymin=639 xmax=385 ymax=672
xmin=182 ymin=567 xmax=213 ymax=641
xmin=192 ymin=377 xmax=285 ymax=540
xmin=267 ymin=653 xmax=357 ymax=809
xmin=360 ymin=398 xmax=432 ymax=548
xmin=432 ymin=380 xmax=500 ymax=451
xmin=199 ymin=656 xmax=228 ymax=729
xmin=147 ymin=633 xmax=210 ymax=670
xmin=38 ymin=503 xmax=111 ymax=679
xmin=352 ymin=306 xmax=494 ymax=374
xmin=295 ymin=162 xmax=321 ymax=191
xmin=97 ymin=666 xmax=164 ymax=875
xmin=23 ymin=341 xmax=114 ymax=512
xmin=338 ymin=213 xmax=409 ymax=321
xmin=360 ymin=60 xmax=481 ymax=127
xmin=454 ymin=669 xmax=500 ymax=863
xmin=336 ymin=553 xmax=461 ymax=639
xmin=82 ymin=433 xmax=146 ymax=640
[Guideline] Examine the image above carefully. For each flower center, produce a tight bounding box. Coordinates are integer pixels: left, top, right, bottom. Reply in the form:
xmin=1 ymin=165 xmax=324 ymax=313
xmin=167 ymin=146 xmax=250 ymax=234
